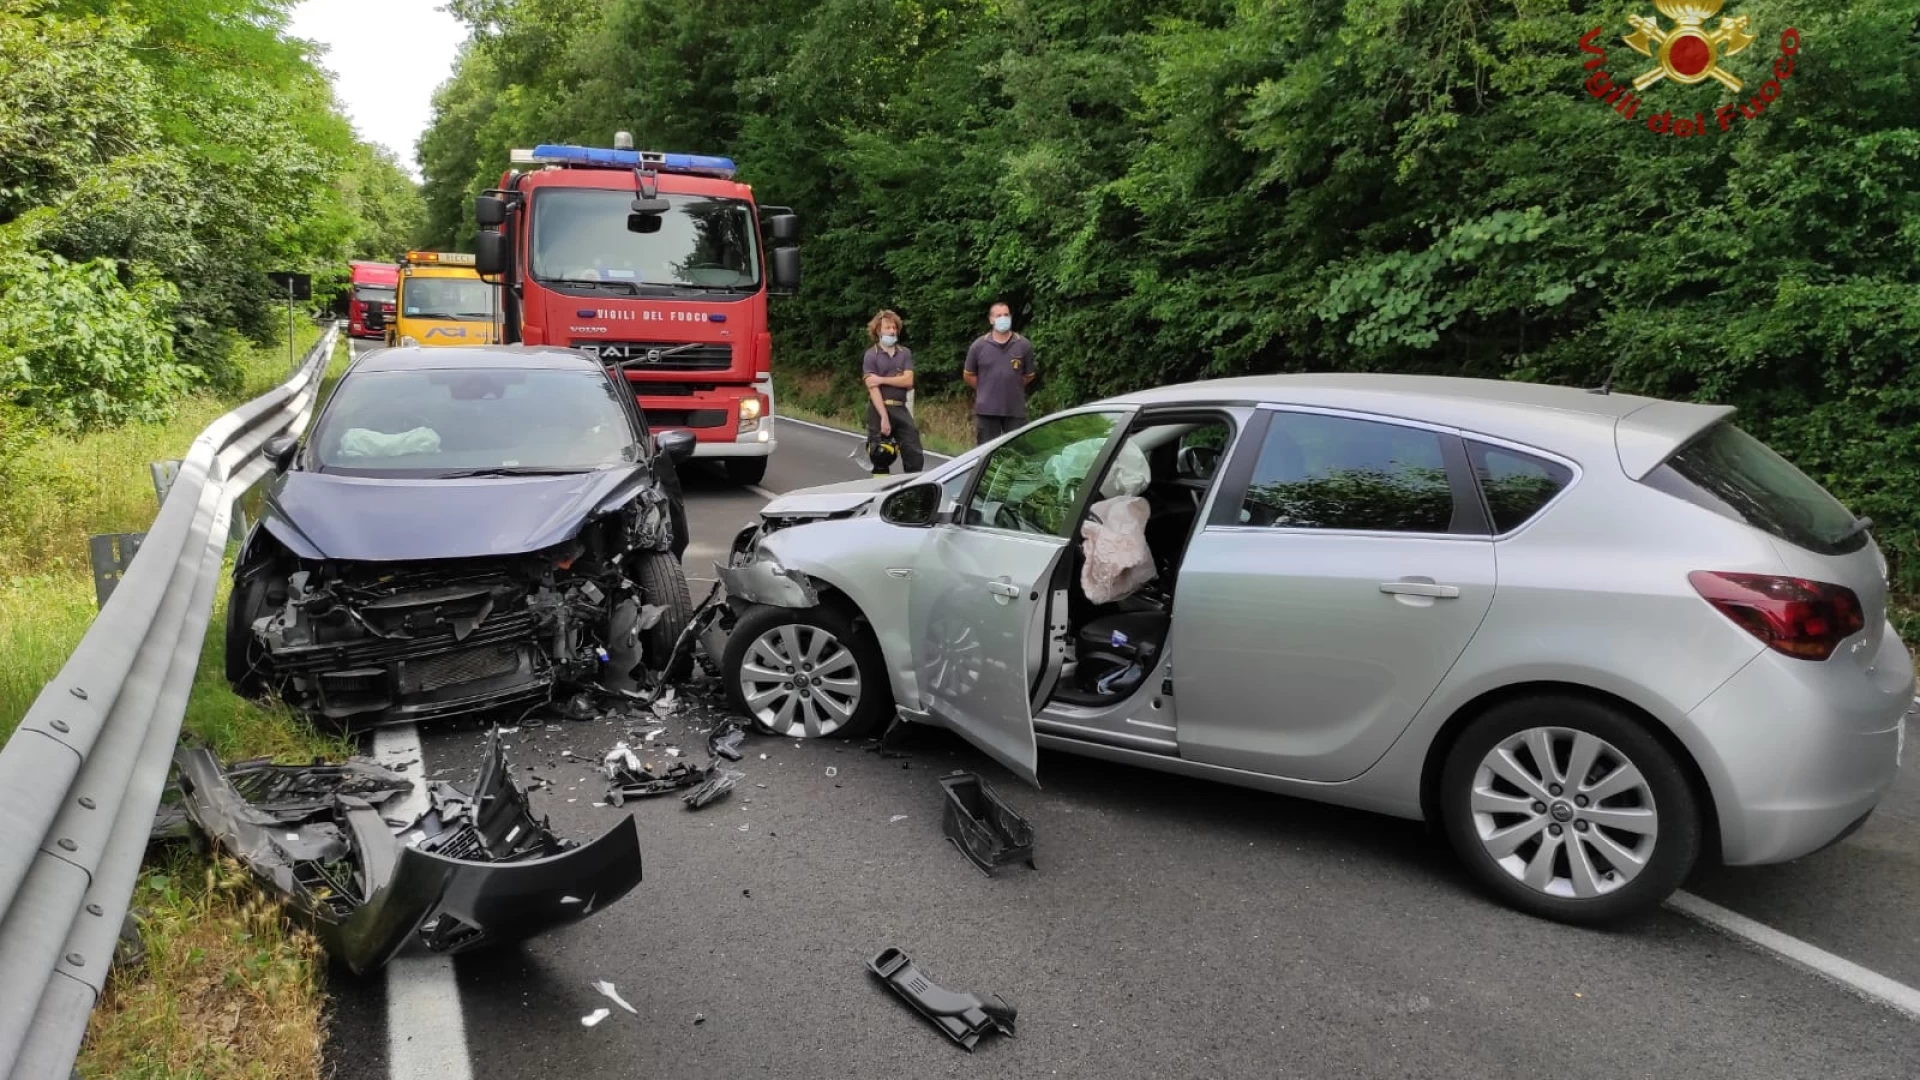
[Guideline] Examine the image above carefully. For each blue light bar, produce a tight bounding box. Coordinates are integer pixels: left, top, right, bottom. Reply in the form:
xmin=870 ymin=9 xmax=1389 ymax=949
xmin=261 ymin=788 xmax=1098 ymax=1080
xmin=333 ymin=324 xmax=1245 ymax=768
xmin=526 ymin=144 xmax=737 ymax=180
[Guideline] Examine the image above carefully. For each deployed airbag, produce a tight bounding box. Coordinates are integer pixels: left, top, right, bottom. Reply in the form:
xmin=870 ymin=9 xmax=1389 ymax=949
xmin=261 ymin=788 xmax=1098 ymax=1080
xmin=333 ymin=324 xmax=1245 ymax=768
xmin=338 ymin=426 xmax=441 ymax=458
xmin=1080 ymin=495 xmax=1155 ymax=604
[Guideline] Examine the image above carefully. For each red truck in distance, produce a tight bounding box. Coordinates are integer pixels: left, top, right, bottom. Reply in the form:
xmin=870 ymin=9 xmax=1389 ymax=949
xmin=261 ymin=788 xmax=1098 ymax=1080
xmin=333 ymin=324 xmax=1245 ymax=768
xmin=347 ymin=260 xmax=398 ymax=339
xmin=471 ymin=133 xmax=800 ymax=486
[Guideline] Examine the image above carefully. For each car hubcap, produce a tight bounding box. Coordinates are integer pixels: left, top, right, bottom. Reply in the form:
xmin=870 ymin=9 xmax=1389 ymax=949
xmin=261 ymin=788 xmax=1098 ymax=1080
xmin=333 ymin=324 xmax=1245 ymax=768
xmin=1470 ymin=727 xmax=1658 ymax=899
xmin=738 ymin=624 xmax=861 ymax=738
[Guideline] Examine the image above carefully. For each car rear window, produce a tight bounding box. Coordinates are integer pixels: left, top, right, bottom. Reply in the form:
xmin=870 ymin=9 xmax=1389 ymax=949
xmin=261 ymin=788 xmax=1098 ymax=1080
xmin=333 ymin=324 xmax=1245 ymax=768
xmin=1467 ymin=442 xmax=1573 ymax=533
xmin=1643 ymin=422 xmax=1867 ymax=555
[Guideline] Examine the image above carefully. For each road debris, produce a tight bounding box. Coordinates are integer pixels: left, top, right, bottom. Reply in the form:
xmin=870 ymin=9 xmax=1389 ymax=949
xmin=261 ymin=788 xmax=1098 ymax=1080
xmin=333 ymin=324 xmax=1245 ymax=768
xmin=606 ymin=760 xmax=707 ymax=805
xmin=694 ymin=1013 xmax=706 ymax=1025
xmin=867 ymin=947 xmax=1017 ymax=1051
xmin=684 ymin=768 xmax=742 ymax=810
xmin=890 ymin=814 xmax=908 ymax=823
xmin=708 ymin=722 xmax=747 ymax=762
xmin=581 ymin=1008 xmax=611 ymax=1028
xmin=940 ymin=772 xmax=1036 ymax=876
xmin=172 ymin=729 xmax=644 ymax=976
xmin=593 ymin=980 xmax=639 ymax=1015
xmin=825 ymin=767 xmax=837 ymax=778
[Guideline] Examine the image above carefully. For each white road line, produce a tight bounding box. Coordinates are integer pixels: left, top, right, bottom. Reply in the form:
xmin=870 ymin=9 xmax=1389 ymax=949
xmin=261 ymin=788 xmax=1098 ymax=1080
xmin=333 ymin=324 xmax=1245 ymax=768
xmin=1667 ymin=890 xmax=1920 ymax=1021
xmin=747 ymin=484 xmax=777 ymax=501
xmin=372 ymin=724 xmax=476 ymax=1080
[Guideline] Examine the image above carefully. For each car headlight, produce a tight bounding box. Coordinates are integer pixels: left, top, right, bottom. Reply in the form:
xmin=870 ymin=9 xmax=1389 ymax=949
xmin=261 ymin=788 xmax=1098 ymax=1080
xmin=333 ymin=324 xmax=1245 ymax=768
xmin=738 ymin=397 xmax=763 ymax=421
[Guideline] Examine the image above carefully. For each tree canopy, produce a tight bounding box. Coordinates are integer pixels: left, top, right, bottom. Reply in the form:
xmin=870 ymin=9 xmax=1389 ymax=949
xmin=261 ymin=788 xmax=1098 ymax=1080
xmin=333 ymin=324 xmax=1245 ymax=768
xmin=0 ymin=0 xmax=426 ymax=429
xmin=419 ymin=0 xmax=1920 ymax=587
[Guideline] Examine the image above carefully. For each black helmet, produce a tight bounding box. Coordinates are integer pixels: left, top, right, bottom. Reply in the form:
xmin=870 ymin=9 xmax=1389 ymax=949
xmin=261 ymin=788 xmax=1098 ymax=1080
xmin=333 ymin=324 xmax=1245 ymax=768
xmin=868 ymin=435 xmax=900 ymax=472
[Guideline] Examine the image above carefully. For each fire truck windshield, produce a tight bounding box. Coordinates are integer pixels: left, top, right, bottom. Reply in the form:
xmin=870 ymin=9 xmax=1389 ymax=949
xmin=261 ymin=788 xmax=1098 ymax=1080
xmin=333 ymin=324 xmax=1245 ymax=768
xmin=354 ymin=286 xmax=396 ymax=304
xmin=530 ymin=190 xmax=761 ymax=294
xmin=404 ymin=278 xmax=494 ymax=320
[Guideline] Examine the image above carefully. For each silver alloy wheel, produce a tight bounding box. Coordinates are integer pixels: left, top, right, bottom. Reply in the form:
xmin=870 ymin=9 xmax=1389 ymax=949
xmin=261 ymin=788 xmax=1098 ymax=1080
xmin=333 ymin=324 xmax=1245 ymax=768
xmin=737 ymin=622 xmax=863 ymax=738
xmin=1470 ymin=726 xmax=1658 ymax=899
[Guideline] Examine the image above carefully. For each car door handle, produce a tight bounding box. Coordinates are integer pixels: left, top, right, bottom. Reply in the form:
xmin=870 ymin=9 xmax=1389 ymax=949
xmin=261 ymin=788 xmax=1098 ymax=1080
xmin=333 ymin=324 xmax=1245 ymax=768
xmin=885 ymin=568 xmax=913 ymax=579
xmin=1379 ymin=581 xmax=1460 ymax=599
xmin=987 ymin=580 xmax=1021 ymax=598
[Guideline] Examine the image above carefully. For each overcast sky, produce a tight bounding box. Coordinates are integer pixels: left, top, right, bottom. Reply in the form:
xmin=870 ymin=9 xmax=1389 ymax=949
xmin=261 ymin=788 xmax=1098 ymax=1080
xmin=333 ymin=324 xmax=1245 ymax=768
xmin=288 ymin=0 xmax=468 ymax=180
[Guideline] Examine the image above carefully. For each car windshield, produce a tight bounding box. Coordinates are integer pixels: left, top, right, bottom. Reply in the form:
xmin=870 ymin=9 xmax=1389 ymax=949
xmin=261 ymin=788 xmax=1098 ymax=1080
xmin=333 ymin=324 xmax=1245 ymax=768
xmin=403 ymin=278 xmax=493 ymax=320
xmin=530 ymin=190 xmax=761 ymax=293
xmin=311 ymin=368 xmax=640 ymax=477
xmin=354 ymin=286 xmax=395 ymax=304
xmin=1645 ymin=422 xmax=1867 ymax=555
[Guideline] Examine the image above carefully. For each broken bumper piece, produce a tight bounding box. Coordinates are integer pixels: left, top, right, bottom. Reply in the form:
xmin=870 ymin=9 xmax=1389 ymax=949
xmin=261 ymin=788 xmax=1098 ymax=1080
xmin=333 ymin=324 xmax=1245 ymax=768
xmin=174 ymin=729 xmax=643 ymax=976
xmin=714 ymin=555 xmax=817 ymax=609
xmin=867 ymin=947 xmax=1017 ymax=1051
xmin=939 ymin=771 xmax=1036 ymax=876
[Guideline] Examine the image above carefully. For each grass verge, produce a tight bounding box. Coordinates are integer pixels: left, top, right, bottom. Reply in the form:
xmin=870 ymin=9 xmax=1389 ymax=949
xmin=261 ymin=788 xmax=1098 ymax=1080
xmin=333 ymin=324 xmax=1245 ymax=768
xmin=0 ymin=324 xmax=349 ymax=1080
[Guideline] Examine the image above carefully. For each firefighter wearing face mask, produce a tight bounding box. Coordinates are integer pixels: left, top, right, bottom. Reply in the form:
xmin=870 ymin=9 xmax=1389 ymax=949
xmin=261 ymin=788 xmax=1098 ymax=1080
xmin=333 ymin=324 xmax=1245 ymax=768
xmin=963 ymin=300 xmax=1036 ymax=446
xmin=862 ymin=309 xmax=923 ymax=476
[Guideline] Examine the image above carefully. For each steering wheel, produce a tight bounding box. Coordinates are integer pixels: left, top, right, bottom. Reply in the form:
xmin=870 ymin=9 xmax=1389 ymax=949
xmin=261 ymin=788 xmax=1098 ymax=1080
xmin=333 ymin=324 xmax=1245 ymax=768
xmin=1178 ymin=444 xmax=1220 ymax=480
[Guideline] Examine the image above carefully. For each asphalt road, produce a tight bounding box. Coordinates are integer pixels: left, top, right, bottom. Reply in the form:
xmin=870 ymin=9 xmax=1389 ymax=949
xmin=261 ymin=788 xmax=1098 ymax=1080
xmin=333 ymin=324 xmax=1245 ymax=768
xmin=326 ymin=345 xmax=1920 ymax=1079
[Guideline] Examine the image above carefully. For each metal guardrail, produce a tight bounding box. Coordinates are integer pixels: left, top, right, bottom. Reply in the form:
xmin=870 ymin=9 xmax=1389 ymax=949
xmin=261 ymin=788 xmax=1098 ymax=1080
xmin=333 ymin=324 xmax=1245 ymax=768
xmin=0 ymin=322 xmax=342 ymax=1079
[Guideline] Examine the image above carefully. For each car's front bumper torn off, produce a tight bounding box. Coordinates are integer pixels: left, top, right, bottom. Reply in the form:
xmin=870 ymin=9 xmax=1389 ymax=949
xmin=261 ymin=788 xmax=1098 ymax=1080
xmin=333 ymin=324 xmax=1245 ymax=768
xmin=174 ymin=729 xmax=643 ymax=975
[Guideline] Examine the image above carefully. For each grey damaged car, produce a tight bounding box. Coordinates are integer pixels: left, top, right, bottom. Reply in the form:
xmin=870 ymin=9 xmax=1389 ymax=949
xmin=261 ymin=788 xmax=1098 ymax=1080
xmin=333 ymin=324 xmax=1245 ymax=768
xmin=716 ymin=374 xmax=1913 ymax=924
xmin=225 ymin=344 xmax=697 ymax=725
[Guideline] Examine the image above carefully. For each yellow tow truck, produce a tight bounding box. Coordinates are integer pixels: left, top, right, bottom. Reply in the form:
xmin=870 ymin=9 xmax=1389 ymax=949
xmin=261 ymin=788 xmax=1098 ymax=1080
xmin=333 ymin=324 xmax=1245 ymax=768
xmin=385 ymin=250 xmax=499 ymax=347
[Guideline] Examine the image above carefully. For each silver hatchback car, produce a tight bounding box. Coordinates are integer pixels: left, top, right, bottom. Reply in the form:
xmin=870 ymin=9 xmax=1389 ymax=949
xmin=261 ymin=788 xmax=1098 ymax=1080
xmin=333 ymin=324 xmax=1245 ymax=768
xmin=714 ymin=375 xmax=1912 ymax=922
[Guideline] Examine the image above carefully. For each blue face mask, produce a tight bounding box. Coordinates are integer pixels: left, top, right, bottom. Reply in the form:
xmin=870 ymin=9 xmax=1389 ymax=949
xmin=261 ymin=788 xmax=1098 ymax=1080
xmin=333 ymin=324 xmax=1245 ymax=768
xmin=879 ymin=334 xmax=898 ymax=347
xmin=992 ymin=315 xmax=1012 ymax=333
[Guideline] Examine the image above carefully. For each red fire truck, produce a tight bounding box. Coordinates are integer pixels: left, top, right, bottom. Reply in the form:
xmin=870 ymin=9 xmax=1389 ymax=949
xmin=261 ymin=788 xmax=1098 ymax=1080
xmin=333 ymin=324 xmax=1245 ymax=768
xmin=472 ymin=133 xmax=799 ymax=485
xmin=346 ymin=260 xmax=399 ymax=339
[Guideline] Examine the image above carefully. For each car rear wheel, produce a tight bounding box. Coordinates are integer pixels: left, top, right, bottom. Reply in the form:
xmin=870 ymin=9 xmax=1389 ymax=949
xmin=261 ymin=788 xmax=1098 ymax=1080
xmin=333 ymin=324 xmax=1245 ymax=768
xmin=1440 ymin=696 xmax=1700 ymax=924
xmin=725 ymin=457 xmax=768 ymax=487
xmin=632 ymin=550 xmax=693 ymax=680
xmin=723 ymin=604 xmax=890 ymax=739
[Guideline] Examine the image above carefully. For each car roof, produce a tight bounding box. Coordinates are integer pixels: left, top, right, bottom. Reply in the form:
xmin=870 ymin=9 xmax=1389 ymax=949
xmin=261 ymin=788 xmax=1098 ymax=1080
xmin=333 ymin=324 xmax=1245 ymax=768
xmin=349 ymin=344 xmax=604 ymax=374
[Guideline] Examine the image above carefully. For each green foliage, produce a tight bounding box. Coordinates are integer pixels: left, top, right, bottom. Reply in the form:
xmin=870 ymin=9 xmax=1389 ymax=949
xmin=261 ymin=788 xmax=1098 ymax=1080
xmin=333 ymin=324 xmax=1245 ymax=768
xmin=420 ymin=0 xmax=1920 ymax=586
xmin=0 ymin=0 xmax=423 ymax=419
xmin=0 ymin=251 xmax=186 ymax=429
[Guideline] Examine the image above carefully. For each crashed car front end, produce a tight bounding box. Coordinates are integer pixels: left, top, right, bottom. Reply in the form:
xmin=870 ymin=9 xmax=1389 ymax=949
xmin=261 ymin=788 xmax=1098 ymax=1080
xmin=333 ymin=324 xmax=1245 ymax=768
xmin=233 ymin=474 xmax=682 ymax=724
xmin=173 ymin=730 xmax=643 ymax=975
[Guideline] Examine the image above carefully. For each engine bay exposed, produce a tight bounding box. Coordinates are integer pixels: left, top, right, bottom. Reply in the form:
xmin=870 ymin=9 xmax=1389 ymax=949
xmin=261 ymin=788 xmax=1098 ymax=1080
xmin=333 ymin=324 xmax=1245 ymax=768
xmin=234 ymin=485 xmax=686 ymax=726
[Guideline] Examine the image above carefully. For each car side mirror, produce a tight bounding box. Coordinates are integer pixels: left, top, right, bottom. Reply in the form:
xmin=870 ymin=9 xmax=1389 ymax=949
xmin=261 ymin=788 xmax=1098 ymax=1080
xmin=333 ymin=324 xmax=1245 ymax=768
xmin=769 ymin=213 xmax=799 ymax=247
xmin=655 ymin=429 xmax=696 ymax=465
xmin=879 ymin=481 xmax=941 ymax=527
xmin=474 ymin=195 xmax=506 ymax=227
xmin=264 ymin=435 xmax=298 ymax=472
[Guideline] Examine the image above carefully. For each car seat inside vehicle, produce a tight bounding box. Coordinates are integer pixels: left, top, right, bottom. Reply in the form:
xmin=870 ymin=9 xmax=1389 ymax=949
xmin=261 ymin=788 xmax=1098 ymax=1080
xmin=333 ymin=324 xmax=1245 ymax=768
xmin=1053 ymin=415 xmax=1233 ymax=706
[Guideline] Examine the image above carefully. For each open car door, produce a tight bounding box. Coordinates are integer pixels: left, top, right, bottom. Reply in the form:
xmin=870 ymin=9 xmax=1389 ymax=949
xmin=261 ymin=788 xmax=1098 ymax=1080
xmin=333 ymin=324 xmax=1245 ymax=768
xmin=907 ymin=409 xmax=1134 ymax=786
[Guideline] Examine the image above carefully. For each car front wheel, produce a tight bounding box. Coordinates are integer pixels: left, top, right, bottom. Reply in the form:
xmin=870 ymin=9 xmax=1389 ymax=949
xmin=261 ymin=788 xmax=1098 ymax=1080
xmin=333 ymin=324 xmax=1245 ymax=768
xmin=723 ymin=604 xmax=890 ymax=739
xmin=1440 ymin=696 xmax=1700 ymax=924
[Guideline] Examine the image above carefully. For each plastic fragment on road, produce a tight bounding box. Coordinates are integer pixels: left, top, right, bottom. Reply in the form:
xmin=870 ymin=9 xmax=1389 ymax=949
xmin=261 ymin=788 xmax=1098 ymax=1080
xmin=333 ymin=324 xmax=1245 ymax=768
xmin=592 ymin=980 xmax=638 ymax=1015
xmin=939 ymin=772 xmax=1036 ymax=876
xmin=582 ymin=1008 xmax=611 ymax=1028
xmin=825 ymin=767 xmax=837 ymax=778
xmin=889 ymin=814 xmax=908 ymax=823
xmin=606 ymin=759 xmax=706 ymax=806
xmin=684 ymin=768 xmax=742 ymax=810
xmin=708 ymin=722 xmax=747 ymax=762
xmin=652 ymin=688 xmax=678 ymax=717
xmin=866 ymin=947 xmax=1017 ymax=1051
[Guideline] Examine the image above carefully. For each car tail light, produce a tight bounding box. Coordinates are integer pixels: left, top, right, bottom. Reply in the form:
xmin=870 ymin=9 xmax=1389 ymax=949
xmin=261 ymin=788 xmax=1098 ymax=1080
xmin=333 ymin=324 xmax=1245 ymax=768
xmin=1688 ymin=571 xmax=1865 ymax=661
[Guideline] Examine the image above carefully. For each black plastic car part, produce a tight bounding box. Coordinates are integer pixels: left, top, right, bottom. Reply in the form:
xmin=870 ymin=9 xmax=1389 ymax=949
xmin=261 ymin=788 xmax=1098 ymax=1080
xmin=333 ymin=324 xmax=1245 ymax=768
xmin=867 ymin=947 xmax=1016 ymax=1051
xmin=939 ymin=772 xmax=1036 ymax=876
xmin=174 ymin=728 xmax=643 ymax=975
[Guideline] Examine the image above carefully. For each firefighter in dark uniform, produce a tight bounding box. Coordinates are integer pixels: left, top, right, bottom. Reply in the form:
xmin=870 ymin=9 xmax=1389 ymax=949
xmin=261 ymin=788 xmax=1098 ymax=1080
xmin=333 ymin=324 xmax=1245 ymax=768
xmin=862 ymin=309 xmax=924 ymax=476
